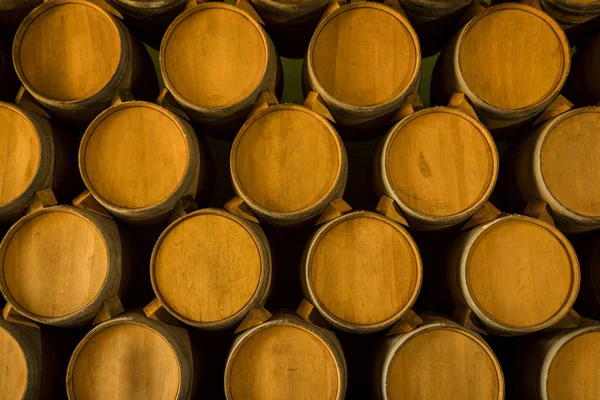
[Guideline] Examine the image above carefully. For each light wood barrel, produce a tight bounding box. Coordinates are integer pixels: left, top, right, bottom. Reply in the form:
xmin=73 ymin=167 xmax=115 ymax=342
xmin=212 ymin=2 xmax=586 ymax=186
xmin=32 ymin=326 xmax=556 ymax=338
xmin=66 ymin=312 xmax=194 ymax=400
xmin=539 ymin=0 xmax=600 ymax=30
xmin=519 ymin=325 xmax=600 ymax=400
xmin=107 ymin=0 xmax=187 ymax=48
xmin=231 ymin=104 xmax=347 ymax=226
xmin=564 ymin=32 xmax=600 ymax=106
xmin=0 ymin=317 xmax=42 ymax=399
xmin=224 ymin=313 xmax=347 ymax=400
xmin=500 ymin=107 xmax=600 ymax=233
xmin=0 ymin=206 xmax=123 ymax=327
xmin=305 ymin=2 xmax=421 ymax=138
xmin=0 ymin=102 xmax=79 ymax=224
xmin=0 ymin=0 xmax=41 ymax=34
xmin=150 ymin=208 xmax=272 ymax=329
xmin=447 ymin=215 xmax=580 ymax=335
xmin=374 ymin=107 xmax=498 ymax=230
xmin=160 ymin=3 xmax=281 ymax=135
xmin=250 ymin=0 xmax=330 ymax=58
xmin=375 ymin=315 xmax=504 ymax=400
xmin=301 ymin=211 xmax=422 ymax=333
xmin=431 ymin=4 xmax=570 ymax=133
xmin=12 ymin=0 xmax=158 ymax=126
xmin=79 ymin=101 xmax=204 ymax=225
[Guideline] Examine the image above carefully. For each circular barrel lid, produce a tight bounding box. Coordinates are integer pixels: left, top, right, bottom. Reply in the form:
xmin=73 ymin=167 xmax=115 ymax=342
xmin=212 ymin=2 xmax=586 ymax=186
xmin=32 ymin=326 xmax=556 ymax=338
xmin=151 ymin=209 xmax=270 ymax=327
xmin=231 ymin=105 xmax=345 ymax=220
xmin=308 ymin=2 xmax=420 ymax=108
xmin=80 ymin=102 xmax=196 ymax=212
xmin=545 ymin=327 xmax=600 ymax=400
xmin=0 ymin=103 xmax=42 ymax=208
xmin=536 ymin=107 xmax=600 ymax=222
xmin=385 ymin=324 xmax=503 ymax=400
xmin=381 ymin=107 xmax=497 ymax=222
xmin=226 ymin=322 xmax=341 ymax=400
xmin=456 ymin=4 xmax=569 ymax=111
xmin=463 ymin=216 xmax=579 ymax=331
xmin=0 ymin=207 xmax=110 ymax=321
xmin=0 ymin=323 xmax=29 ymax=399
xmin=14 ymin=0 xmax=122 ymax=102
xmin=69 ymin=320 xmax=181 ymax=399
xmin=161 ymin=3 xmax=269 ymax=110
xmin=304 ymin=211 xmax=422 ymax=331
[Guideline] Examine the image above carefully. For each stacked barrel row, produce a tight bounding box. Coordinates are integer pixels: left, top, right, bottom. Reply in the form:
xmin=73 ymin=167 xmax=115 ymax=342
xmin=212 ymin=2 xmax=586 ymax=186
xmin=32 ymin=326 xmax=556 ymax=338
xmin=1 ymin=0 xmax=600 ymax=399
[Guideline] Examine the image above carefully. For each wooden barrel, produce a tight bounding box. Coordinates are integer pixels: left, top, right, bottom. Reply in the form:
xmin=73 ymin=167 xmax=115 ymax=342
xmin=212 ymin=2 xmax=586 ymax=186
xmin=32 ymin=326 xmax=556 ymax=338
xmin=448 ymin=215 xmax=580 ymax=335
xmin=0 ymin=205 xmax=124 ymax=327
xmin=398 ymin=0 xmax=473 ymax=56
xmin=231 ymin=104 xmax=347 ymax=226
xmin=500 ymin=107 xmax=600 ymax=233
xmin=519 ymin=325 xmax=600 ymax=400
xmin=0 ymin=316 xmax=42 ymax=399
xmin=250 ymin=0 xmax=329 ymax=58
xmin=431 ymin=3 xmax=570 ymax=133
xmin=0 ymin=0 xmax=41 ymax=34
xmin=224 ymin=313 xmax=347 ymax=399
xmin=0 ymin=102 xmax=79 ymax=224
xmin=564 ymin=32 xmax=600 ymax=106
xmin=305 ymin=2 xmax=421 ymax=138
xmin=66 ymin=312 xmax=194 ymax=399
xmin=12 ymin=0 xmax=158 ymax=126
xmin=374 ymin=106 xmax=498 ymax=230
xmin=539 ymin=0 xmax=600 ymax=30
xmin=160 ymin=2 xmax=281 ymax=135
xmin=79 ymin=101 xmax=204 ymax=225
xmin=375 ymin=315 xmax=504 ymax=400
xmin=107 ymin=0 xmax=187 ymax=48
xmin=301 ymin=211 xmax=422 ymax=333
xmin=150 ymin=208 xmax=272 ymax=329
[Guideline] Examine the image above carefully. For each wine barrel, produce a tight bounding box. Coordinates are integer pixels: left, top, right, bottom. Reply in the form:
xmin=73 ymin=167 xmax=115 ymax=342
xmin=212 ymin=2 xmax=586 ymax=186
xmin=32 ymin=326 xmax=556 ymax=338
xmin=231 ymin=104 xmax=347 ymax=226
xmin=448 ymin=215 xmax=580 ymax=335
xmin=564 ymin=32 xmax=600 ymax=106
xmin=66 ymin=312 xmax=194 ymax=399
xmin=539 ymin=0 xmax=600 ymax=30
xmin=500 ymin=107 xmax=600 ymax=233
xmin=431 ymin=4 xmax=570 ymax=133
xmin=374 ymin=106 xmax=498 ymax=230
xmin=0 ymin=102 xmax=79 ymax=224
xmin=150 ymin=208 xmax=272 ymax=329
xmin=0 ymin=205 xmax=124 ymax=327
xmin=375 ymin=315 xmax=504 ymax=400
xmin=0 ymin=0 xmax=41 ymax=34
xmin=107 ymin=0 xmax=187 ymax=48
xmin=79 ymin=101 xmax=205 ymax=225
xmin=160 ymin=2 xmax=281 ymax=135
xmin=304 ymin=1 xmax=421 ymax=138
xmin=519 ymin=325 xmax=600 ymax=400
xmin=12 ymin=0 xmax=158 ymax=126
xmin=250 ymin=0 xmax=329 ymax=58
xmin=301 ymin=210 xmax=422 ymax=333
xmin=224 ymin=313 xmax=347 ymax=400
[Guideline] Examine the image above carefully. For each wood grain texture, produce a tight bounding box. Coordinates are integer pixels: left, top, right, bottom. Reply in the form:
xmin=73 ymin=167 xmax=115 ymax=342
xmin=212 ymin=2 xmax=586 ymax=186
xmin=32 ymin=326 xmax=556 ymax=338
xmin=151 ymin=209 xmax=271 ymax=328
xmin=231 ymin=104 xmax=346 ymax=226
xmin=302 ymin=211 xmax=422 ymax=332
xmin=225 ymin=315 xmax=345 ymax=400
xmin=377 ymin=107 xmax=497 ymax=230
xmin=0 ymin=322 xmax=28 ymax=400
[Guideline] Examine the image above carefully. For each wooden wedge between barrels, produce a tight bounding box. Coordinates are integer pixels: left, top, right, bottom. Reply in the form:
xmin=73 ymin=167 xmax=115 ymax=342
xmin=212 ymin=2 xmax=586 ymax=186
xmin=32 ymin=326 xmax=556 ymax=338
xmin=2 ymin=304 xmax=39 ymax=330
xmin=375 ymin=195 xmax=409 ymax=227
xmin=387 ymin=310 xmax=423 ymax=335
xmin=248 ymin=91 xmax=279 ymax=119
xmin=224 ymin=196 xmax=260 ymax=223
xmin=73 ymin=190 xmax=113 ymax=219
xmin=304 ymin=91 xmax=335 ymax=123
xmin=296 ymin=299 xmax=332 ymax=330
xmin=234 ymin=306 xmax=272 ymax=334
xmin=524 ymin=198 xmax=556 ymax=226
xmin=460 ymin=201 xmax=501 ymax=231
xmin=92 ymin=296 xmax=125 ymax=326
xmin=542 ymin=309 xmax=583 ymax=332
xmin=26 ymin=189 xmax=58 ymax=215
xmin=453 ymin=305 xmax=487 ymax=336
xmin=388 ymin=92 xmax=424 ymax=126
xmin=167 ymin=195 xmax=199 ymax=224
xmin=110 ymin=88 xmax=134 ymax=107
xmin=533 ymin=95 xmax=573 ymax=126
xmin=157 ymin=88 xmax=190 ymax=121
xmin=15 ymin=87 xmax=51 ymax=119
xmin=448 ymin=93 xmax=479 ymax=120
xmin=144 ymin=298 xmax=182 ymax=326
xmin=315 ymin=198 xmax=352 ymax=226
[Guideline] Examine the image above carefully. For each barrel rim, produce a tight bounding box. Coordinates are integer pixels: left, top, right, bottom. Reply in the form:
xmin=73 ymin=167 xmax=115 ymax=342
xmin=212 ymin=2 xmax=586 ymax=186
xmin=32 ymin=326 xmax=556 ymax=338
xmin=459 ymin=214 xmax=580 ymax=334
xmin=379 ymin=106 xmax=498 ymax=228
xmin=302 ymin=210 xmax=423 ymax=333
xmin=306 ymin=2 xmax=421 ymax=114
xmin=79 ymin=100 xmax=200 ymax=222
xmin=0 ymin=0 xmax=41 ymax=11
xmin=399 ymin=0 xmax=473 ymax=13
xmin=224 ymin=314 xmax=346 ymax=400
xmin=533 ymin=106 xmax=600 ymax=227
xmin=112 ymin=0 xmax=187 ymax=12
xmin=230 ymin=104 xmax=347 ymax=225
xmin=453 ymin=3 xmax=570 ymax=117
xmin=150 ymin=207 xmax=272 ymax=329
xmin=160 ymin=3 xmax=272 ymax=116
xmin=0 ymin=102 xmax=53 ymax=218
xmin=12 ymin=0 xmax=130 ymax=107
xmin=0 ymin=317 xmax=39 ymax=400
xmin=66 ymin=314 xmax=192 ymax=400
xmin=0 ymin=205 xmax=121 ymax=326
xmin=540 ymin=0 xmax=600 ymax=12
xmin=251 ymin=0 xmax=330 ymax=17
xmin=380 ymin=321 xmax=505 ymax=400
